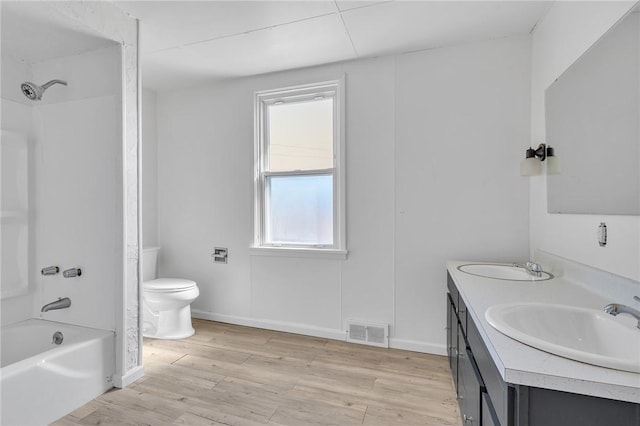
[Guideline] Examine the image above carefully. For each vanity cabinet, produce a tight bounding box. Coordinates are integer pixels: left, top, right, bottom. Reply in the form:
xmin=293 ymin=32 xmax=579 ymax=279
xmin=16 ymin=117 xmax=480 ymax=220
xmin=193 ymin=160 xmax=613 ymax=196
xmin=457 ymin=328 xmax=482 ymax=425
xmin=448 ymin=274 xmax=498 ymax=425
xmin=446 ymin=293 xmax=458 ymax=382
xmin=481 ymin=393 xmax=499 ymax=426
xmin=446 ymin=272 xmax=640 ymax=426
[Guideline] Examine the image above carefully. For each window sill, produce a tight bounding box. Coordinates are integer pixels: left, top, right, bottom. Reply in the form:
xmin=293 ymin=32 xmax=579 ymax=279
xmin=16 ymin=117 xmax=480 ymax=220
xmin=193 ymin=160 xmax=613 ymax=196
xmin=249 ymin=246 xmax=348 ymax=260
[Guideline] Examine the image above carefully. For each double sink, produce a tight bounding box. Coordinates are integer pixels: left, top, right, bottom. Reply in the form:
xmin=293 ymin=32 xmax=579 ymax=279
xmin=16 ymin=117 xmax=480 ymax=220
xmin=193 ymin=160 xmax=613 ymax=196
xmin=457 ymin=263 xmax=640 ymax=374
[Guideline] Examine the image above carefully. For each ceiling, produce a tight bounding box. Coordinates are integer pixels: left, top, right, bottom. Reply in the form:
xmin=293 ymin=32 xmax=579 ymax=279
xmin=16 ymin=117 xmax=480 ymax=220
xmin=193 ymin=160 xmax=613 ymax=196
xmin=2 ymin=1 xmax=554 ymax=91
xmin=115 ymin=0 xmax=553 ymax=91
xmin=1 ymin=1 xmax=117 ymax=64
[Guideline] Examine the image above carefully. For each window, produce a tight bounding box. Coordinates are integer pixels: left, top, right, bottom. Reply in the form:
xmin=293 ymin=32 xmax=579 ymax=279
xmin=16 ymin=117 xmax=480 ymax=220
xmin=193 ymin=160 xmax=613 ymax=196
xmin=253 ymin=79 xmax=346 ymax=257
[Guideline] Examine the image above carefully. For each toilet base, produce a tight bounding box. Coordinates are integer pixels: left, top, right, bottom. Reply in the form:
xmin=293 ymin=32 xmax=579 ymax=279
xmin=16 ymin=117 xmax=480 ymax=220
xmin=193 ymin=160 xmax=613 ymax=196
xmin=143 ymin=303 xmax=195 ymax=340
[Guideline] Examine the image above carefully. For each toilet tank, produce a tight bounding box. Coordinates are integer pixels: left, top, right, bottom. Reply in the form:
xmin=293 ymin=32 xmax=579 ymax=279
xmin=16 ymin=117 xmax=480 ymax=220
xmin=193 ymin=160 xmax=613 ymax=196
xmin=142 ymin=247 xmax=160 ymax=282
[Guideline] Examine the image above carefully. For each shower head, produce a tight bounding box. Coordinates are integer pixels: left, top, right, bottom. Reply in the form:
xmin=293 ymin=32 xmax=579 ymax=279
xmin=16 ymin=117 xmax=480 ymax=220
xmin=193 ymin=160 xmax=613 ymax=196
xmin=20 ymin=80 xmax=67 ymax=101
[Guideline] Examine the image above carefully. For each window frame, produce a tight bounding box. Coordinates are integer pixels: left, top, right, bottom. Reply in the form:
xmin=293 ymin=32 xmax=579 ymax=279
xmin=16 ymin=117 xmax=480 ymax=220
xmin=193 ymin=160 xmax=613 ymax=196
xmin=252 ymin=78 xmax=346 ymax=258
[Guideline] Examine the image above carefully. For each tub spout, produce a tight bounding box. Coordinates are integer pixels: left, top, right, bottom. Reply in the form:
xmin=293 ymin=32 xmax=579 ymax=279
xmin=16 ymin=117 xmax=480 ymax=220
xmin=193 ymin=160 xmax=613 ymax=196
xmin=41 ymin=297 xmax=71 ymax=312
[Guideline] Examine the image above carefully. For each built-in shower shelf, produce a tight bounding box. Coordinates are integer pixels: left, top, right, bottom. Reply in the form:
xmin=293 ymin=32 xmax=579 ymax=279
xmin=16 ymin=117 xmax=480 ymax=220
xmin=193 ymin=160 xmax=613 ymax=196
xmin=1 ymin=284 xmax=28 ymax=299
xmin=1 ymin=210 xmax=28 ymax=221
xmin=1 ymin=129 xmax=28 ymax=143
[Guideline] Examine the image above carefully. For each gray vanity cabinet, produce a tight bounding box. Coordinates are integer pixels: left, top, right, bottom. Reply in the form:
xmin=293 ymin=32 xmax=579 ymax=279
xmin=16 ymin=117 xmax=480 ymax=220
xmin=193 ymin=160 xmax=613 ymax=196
xmin=481 ymin=393 xmax=499 ymax=426
xmin=447 ymin=274 xmax=494 ymax=425
xmin=446 ymin=272 xmax=640 ymax=426
xmin=458 ymin=328 xmax=482 ymax=425
xmin=446 ymin=293 xmax=458 ymax=382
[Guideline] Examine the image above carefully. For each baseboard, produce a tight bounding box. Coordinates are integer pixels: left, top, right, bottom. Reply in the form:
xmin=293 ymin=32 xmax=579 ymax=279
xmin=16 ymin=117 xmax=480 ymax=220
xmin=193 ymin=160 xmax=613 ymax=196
xmin=191 ymin=310 xmax=347 ymax=341
xmin=389 ymin=338 xmax=447 ymax=356
xmin=115 ymin=365 xmax=144 ymax=388
xmin=191 ymin=309 xmax=447 ymax=356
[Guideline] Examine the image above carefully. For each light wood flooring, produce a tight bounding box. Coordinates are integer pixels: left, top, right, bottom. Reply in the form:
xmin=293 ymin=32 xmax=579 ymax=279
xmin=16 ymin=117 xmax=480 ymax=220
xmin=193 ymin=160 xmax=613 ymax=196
xmin=54 ymin=319 xmax=461 ymax=425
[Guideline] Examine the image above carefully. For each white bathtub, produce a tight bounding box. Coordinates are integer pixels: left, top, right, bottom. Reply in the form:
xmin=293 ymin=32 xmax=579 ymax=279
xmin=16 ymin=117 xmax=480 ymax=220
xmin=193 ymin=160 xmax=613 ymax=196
xmin=1 ymin=319 xmax=115 ymax=425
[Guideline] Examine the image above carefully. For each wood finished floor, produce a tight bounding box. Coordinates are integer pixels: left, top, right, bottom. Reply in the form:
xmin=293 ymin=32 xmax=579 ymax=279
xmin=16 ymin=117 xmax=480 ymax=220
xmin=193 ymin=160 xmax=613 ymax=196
xmin=54 ymin=319 xmax=461 ymax=425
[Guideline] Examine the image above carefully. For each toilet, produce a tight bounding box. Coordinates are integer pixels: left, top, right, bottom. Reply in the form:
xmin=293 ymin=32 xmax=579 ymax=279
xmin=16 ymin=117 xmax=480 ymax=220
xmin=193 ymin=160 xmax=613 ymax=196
xmin=142 ymin=247 xmax=199 ymax=339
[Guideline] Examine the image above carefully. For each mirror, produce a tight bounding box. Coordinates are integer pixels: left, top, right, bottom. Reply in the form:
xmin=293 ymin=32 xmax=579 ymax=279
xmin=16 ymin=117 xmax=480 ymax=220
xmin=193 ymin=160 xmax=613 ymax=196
xmin=546 ymin=8 xmax=639 ymax=215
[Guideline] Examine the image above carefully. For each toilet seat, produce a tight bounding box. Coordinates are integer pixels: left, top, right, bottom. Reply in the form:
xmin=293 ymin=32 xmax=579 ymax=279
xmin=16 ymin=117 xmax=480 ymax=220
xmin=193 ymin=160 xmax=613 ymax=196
xmin=144 ymin=278 xmax=197 ymax=293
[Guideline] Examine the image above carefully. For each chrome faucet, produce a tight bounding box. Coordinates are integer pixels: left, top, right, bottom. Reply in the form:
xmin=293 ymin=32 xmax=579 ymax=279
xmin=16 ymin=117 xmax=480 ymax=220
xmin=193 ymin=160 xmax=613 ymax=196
xmin=604 ymin=300 xmax=640 ymax=329
xmin=41 ymin=297 xmax=71 ymax=312
xmin=524 ymin=261 xmax=543 ymax=277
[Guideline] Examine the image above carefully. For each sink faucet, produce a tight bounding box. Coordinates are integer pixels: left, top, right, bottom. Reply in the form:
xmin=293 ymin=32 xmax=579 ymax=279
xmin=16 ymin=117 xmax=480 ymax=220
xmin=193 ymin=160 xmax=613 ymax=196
xmin=524 ymin=261 xmax=543 ymax=277
xmin=41 ymin=297 xmax=71 ymax=312
xmin=603 ymin=301 xmax=640 ymax=329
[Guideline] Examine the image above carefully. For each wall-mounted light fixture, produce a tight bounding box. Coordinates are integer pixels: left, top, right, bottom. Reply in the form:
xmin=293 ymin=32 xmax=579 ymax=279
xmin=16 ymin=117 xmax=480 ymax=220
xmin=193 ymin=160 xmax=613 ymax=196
xmin=520 ymin=143 xmax=560 ymax=176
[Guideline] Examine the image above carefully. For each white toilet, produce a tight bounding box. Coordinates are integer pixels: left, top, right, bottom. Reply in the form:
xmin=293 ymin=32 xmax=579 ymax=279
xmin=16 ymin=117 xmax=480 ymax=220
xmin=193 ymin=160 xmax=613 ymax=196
xmin=142 ymin=247 xmax=199 ymax=339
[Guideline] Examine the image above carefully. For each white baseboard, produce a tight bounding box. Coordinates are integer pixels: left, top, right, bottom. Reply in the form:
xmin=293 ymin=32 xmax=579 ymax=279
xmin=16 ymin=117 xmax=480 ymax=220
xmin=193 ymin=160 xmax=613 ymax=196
xmin=389 ymin=338 xmax=447 ymax=356
xmin=115 ymin=365 xmax=144 ymax=388
xmin=191 ymin=309 xmax=348 ymax=341
xmin=191 ymin=309 xmax=447 ymax=356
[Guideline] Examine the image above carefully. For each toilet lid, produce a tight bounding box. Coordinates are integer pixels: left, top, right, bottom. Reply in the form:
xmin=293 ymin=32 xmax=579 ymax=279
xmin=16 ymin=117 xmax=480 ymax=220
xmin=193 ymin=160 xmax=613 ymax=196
xmin=143 ymin=278 xmax=197 ymax=292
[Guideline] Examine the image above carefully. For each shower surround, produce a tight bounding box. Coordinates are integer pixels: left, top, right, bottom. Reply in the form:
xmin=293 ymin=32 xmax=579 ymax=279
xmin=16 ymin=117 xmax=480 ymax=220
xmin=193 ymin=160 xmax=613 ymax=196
xmin=0 ymin=2 xmax=141 ymax=421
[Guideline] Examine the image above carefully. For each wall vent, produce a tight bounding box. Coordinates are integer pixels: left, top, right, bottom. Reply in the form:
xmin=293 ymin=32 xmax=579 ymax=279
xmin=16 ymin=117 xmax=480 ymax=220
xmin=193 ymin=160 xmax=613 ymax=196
xmin=346 ymin=320 xmax=389 ymax=348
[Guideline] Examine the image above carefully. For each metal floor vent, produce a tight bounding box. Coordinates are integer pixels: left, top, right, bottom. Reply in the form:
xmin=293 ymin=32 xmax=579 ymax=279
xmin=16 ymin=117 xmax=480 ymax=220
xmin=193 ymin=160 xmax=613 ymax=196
xmin=346 ymin=320 xmax=389 ymax=348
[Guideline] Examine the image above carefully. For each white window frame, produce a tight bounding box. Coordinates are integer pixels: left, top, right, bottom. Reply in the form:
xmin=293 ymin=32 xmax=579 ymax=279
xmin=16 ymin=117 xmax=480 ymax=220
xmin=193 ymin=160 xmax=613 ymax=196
xmin=251 ymin=78 xmax=347 ymax=259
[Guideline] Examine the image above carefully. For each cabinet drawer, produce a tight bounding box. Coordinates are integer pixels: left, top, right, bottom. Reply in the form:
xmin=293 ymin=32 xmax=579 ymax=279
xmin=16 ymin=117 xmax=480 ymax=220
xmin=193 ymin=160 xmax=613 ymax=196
xmin=447 ymin=273 xmax=467 ymax=334
xmin=447 ymin=272 xmax=459 ymax=311
xmin=467 ymin=318 xmax=511 ymax=426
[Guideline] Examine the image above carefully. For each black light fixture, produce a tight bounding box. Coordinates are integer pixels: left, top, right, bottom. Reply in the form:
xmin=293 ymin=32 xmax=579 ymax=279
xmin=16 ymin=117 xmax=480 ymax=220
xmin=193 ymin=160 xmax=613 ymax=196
xmin=520 ymin=143 xmax=560 ymax=176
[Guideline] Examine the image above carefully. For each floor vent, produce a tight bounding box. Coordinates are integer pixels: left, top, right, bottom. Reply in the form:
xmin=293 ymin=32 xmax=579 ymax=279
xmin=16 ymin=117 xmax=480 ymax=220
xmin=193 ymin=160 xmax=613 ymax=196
xmin=346 ymin=320 xmax=389 ymax=348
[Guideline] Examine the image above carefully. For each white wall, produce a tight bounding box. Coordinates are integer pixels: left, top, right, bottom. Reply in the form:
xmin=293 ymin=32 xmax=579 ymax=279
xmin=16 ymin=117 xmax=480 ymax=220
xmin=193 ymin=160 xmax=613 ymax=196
xmin=142 ymin=89 xmax=158 ymax=247
xmin=530 ymin=1 xmax=640 ymax=281
xmin=155 ymin=35 xmax=531 ymax=354
xmin=394 ymin=37 xmax=531 ymax=348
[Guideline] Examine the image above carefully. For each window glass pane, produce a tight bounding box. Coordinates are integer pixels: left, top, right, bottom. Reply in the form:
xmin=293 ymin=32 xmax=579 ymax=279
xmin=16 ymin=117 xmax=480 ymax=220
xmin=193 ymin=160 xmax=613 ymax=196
xmin=268 ymin=98 xmax=333 ymax=172
xmin=266 ymin=175 xmax=333 ymax=245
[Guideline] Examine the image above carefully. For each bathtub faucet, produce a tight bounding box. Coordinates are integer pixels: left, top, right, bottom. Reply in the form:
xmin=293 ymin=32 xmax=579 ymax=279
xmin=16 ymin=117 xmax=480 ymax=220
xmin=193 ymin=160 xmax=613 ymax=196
xmin=41 ymin=297 xmax=71 ymax=312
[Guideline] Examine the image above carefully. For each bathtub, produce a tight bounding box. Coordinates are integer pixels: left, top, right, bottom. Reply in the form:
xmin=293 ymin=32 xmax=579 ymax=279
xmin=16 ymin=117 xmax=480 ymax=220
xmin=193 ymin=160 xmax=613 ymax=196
xmin=1 ymin=319 xmax=115 ymax=425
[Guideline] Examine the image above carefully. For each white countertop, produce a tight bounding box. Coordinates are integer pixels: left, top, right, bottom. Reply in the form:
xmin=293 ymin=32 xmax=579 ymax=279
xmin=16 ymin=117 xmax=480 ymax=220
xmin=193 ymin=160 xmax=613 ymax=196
xmin=447 ymin=260 xmax=640 ymax=404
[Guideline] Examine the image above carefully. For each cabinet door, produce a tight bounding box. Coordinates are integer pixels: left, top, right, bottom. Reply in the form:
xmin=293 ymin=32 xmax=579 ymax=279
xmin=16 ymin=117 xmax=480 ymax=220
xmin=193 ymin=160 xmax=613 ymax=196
xmin=482 ymin=392 xmax=500 ymax=426
xmin=447 ymin=294 xmax=458 ymax=381
xmin=468 ymin=315 xmax=512 ymax=426
xmin=458 ymin=327 xmax=481 ymax=426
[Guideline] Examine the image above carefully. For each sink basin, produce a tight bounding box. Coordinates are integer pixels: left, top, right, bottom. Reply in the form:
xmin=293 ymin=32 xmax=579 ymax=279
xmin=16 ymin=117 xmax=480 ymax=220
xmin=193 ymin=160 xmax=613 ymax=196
xmin=458 ymin=263 xmax=552 ymax=281
xmin=486 ymin=303 xmax=640 ymax=373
